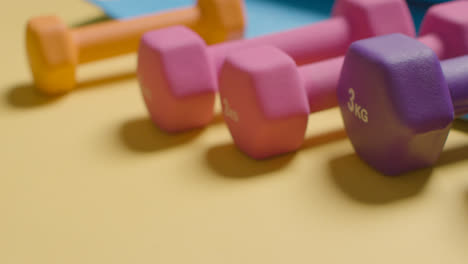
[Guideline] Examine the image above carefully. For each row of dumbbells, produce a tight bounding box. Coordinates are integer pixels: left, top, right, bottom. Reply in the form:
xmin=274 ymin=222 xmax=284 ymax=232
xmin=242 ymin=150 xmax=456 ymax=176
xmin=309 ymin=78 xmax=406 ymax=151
xmin=26 ymin=0 xmax=468 ymax=175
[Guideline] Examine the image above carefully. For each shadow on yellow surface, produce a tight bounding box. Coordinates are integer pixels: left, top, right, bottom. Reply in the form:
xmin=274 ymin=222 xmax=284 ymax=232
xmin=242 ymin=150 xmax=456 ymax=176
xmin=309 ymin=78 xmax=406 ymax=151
xmin=118 ymin=112 xmax=227 ymax=152
xmin=465 ymin=190 xmax=468 ymax=220
xmin=205 ymin=128 xmax=347 ymax=178
xmin=329 ymin=144 xmax=468 ymax=205
xmin=5 ymin=83 xmax=64 ymax=108
xmin=6 ymin=72 xmax=136 ymax=108
xmin=211 ymin=112 xmax=227 ymax=125
xmin=71 ymin=15 xmax=110 ymax=28
xmin=119 ymin=117 xmax=203 ymax=152
xmin=205 ymin=143 xmax=295 ymax=179
xmin=329 ymin=154 xmax=431 ymax=205
xmin=437 ymin=144 xmax=468 ymax=168
xmin=78 ymin=72 xmax=136 ymax=91
xmin=302 ymin=128 xmax=347 ymax=149
xmin=453 ymin=120 xmax=468 ymax=134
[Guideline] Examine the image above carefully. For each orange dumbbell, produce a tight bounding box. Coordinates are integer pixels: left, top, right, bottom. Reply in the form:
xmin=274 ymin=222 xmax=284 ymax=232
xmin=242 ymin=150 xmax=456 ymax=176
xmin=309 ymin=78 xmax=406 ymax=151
xmin=26 ymin=0 xmax=245 ymax=94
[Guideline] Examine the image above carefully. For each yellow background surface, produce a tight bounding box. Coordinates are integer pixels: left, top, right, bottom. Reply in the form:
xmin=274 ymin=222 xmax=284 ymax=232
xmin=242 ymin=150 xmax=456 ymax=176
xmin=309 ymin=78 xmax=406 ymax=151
xmin=2 ymin=1 xmax=468 ymax=263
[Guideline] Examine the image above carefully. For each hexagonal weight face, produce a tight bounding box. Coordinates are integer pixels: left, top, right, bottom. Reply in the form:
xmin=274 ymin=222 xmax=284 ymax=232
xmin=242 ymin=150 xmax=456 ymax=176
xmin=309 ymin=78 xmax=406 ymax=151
xmin=332 ymin=0 xmax=415 ymax=40
xmin=137 ymin=26 xmax=217 ymax=132
xmin=26 ymin=16 xmax=77 ymax=93
xmin=337 ymin=34 xmax=453 ymax=175
xmin=419 ymin=0 xmax=468 ymax=58
xmin=219 ymin=47 xmax=310 ymax=159
xmin=197 ymin=0 xmax=245 ymax=43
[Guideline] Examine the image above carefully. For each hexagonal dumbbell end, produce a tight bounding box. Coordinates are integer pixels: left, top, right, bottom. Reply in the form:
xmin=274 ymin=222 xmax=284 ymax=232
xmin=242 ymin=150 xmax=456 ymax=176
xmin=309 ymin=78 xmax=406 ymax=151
xmin=219 ymin=46 xmax=310 ymax=159
xmin=333 ymin=0 xmax=415 ymax=40
xmin=137 ymin=26 xmax=217 ymax=133
xmin=419 ymin=0 xmax=468 ymax=59
xmin=197 ymin=0 xmax=245 ymax=44
xmin=337 ymin=34 xmax=454 ymax=175
xmin=26 ymin=16 xmax=78 ymax=94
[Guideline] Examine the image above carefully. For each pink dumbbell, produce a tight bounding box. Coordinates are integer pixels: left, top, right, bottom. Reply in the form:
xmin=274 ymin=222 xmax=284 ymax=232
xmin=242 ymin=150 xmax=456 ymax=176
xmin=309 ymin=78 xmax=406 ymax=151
xmin=138 ymin=0 xmax=415 ymax=132
xmin=218 ymin=1 xmax=468 ymax=159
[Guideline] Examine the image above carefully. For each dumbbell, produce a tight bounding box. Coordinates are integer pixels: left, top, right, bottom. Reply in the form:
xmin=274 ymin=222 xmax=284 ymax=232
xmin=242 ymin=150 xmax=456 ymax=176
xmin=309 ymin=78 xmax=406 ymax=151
xmin=138 ymin=0 xmax=415 ymax=133
xmin=337 ymin=34 xmax=468 ymax=175
xmin=218 ymin=1 xmax=468 ymax=159
xmin=26 ymin=0 xmax=245 ymax=94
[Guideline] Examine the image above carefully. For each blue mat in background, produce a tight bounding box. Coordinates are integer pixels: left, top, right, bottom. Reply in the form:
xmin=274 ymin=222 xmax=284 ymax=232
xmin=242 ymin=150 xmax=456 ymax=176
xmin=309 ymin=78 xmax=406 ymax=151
xmin=87 ymin=0 xmax=439 ymax=36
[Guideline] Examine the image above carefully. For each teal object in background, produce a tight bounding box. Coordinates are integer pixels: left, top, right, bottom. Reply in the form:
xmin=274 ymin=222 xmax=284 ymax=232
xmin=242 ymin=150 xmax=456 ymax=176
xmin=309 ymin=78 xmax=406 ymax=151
xmin=87 ymin=0 xmax=438 ymax=36
xmin=86 ymin=0 xmax=333 ymax=37
xmin=87 ymin=0 xmax=195 ymax=20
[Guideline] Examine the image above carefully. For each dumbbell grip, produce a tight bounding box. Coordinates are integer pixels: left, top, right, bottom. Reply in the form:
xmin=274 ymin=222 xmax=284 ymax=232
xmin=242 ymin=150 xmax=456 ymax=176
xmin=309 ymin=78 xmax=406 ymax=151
xmin=210 ymin=16 xmax=352 ymax=73
xmin=302 ymin=33 xmax=449 ymax=114
xmin=301 ymin=57 xmax=344 ymax=113
xmin=73 ymin=7 xmax=201 ymax=63
xmin=441 ymin=56 xmax=468 ymax=117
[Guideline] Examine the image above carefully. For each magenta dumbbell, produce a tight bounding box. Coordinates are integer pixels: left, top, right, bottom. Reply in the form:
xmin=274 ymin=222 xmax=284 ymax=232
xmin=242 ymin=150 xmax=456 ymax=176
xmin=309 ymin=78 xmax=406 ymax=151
xmin=218 ymin=1 xmax=468 ymax=159
xmin=337 ymin=34 xmax=468 ymax=175
xmin=138 ymin=0 xmax=415 ymax=132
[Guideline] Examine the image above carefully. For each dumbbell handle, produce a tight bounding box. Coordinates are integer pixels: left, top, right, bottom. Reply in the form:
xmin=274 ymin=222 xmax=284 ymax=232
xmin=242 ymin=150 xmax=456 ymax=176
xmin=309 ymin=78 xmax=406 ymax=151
xmin=74 ymin=7 xmax=201 ymax=63
xmin=210 ymin=16 xmax=352 ymax=73
xmin=441 ymin=56 xmax=468 ymax=117
xmin=302 ymin=33 xmax=449 ymax=113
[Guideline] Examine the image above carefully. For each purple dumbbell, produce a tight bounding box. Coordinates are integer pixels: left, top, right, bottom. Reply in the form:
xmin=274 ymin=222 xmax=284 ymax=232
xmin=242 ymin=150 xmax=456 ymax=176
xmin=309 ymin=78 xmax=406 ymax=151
xmin=337 ymin=34 xmax=468 ymax=175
